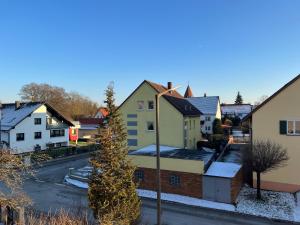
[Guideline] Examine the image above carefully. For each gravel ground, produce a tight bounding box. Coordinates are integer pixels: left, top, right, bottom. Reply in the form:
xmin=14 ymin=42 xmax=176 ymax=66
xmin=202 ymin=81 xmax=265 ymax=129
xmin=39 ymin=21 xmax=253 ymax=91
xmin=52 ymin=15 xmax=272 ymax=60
xmin=236 ymin=187 xmax=296 ymax=221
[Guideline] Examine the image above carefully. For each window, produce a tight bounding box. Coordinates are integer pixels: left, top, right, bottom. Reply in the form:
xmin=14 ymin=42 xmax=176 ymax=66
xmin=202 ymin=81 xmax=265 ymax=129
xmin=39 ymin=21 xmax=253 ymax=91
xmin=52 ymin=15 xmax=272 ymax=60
xmin=34 ymin=118 xmax=42 ymax=125
xmin=127 ymin=121 xmax=137 ymax=126
xmin=127 ymin=114 xmax=137 ymax=118
xmin=34 ymin=132 xmax=42 ymax=139
xmin=296 ymin=121 xmax=300 ymax=134
xmin=137 ymin=101 xmax=144 ymax=110
xmin=184 ymin=121 xmax=188 ymax=130
xmin=135 ymin=170 xmax=144 ymax=182
xmin=128 ymin=130 xmax=138 ymax=135
xmin=207 ymin=126 xmax=211 ymax=131
xmin=169 ymin=175 xmax=180 ymax=186
xmin=287 ymin=120 xmax=300 ymax=135
xmin=148 ymin=101 xmax=154 ymax=110
xmin=16 ymin=133 xmax=25 ymax=141
xmin=147 ymin=122 xmax=154 ymax=131
xmin=128 ymin=139 xmax=138 ymax=146
xmin=50 ymin=129 xmax=65 ymax=137
xmin=205 ymin=116 xmax=211 ymax=122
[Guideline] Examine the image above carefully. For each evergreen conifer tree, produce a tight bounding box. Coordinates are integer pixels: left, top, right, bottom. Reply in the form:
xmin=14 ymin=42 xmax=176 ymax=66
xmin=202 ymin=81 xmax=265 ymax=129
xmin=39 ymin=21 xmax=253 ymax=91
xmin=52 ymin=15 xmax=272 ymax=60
xmin=88 ymin=84 xmax=140 ymax=225
xmin=235 ymin=91 xmax=243 ymax=104
xmin=213 ymin=118 xmax=223 ymax=134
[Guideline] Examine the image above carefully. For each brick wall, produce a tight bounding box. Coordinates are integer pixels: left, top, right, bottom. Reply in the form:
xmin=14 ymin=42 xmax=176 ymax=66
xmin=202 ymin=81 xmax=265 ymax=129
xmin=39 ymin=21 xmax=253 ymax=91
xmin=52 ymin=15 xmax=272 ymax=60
xmin=135 ymin=167 xmax=202 ymax=198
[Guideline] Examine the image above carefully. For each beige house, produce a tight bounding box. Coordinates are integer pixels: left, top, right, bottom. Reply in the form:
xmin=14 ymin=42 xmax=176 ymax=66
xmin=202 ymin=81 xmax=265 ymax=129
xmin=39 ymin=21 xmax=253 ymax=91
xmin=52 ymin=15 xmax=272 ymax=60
xmin=118 ymin=80 xmax=202 ymax=151
xmin=246 ymin=74 xmax=300 ymax=193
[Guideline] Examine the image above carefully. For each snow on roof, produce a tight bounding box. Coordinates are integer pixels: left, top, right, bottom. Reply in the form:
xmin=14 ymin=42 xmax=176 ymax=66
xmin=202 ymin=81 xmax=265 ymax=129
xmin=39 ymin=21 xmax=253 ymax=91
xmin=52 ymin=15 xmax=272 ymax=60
xmin=205 ymin=162 xmax=242 ymax=178
xmin=133 ymin=145 xmax=179 ymax=154
xmin=186 ymin=96 xmax=219 ymax=115
xmin=0 ymin=102 xmax=42 ymax=131
xmin=221 ymin=104 xmax=252 ymax=114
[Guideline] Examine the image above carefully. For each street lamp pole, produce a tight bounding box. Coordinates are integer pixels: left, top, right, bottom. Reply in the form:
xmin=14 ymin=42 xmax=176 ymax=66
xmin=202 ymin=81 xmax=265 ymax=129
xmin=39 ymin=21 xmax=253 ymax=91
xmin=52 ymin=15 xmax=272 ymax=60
xmin=155 ymin=85 xmax=180 ymax=225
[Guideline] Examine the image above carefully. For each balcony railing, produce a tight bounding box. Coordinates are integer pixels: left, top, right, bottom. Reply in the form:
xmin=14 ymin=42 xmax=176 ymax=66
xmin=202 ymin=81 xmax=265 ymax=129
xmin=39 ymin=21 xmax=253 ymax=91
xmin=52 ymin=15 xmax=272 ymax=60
xmin=46 ymin=123 xmax=69 ymax=130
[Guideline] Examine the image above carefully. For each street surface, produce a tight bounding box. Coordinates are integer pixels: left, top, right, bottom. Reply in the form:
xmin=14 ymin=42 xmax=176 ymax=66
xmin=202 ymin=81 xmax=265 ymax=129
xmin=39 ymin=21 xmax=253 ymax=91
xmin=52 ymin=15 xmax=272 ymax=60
xmin=23 ymin=156 xmax=296 ymax=225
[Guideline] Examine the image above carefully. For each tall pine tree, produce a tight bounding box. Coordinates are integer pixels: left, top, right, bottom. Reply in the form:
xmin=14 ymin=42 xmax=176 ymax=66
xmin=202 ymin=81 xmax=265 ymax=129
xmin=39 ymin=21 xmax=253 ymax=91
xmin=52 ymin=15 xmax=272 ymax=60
xmin=88 ymin=84 xmax=140 ymax=225
xmin=235 ymin=91 xmax=243 ymax=104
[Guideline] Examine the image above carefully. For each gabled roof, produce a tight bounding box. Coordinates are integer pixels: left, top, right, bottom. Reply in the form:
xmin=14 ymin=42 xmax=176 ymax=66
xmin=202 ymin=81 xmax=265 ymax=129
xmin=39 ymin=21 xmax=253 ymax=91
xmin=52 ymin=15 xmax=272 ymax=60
xmin=186 ymin=96 xmax=220 ymax=115
xmin=146 ymin=80 xmax=183 ymax=98
xmin=244 ymin=74 xmax=300 ymax=121
xmin=164 ymin=95 xmax=201 ymax=116
xmin=119 ymin=80 xmax=202 ymax=116
xmin=0 ymin=102 xmax=73 ymax=131
xmin=184 ymin=85 xmax=194 ymax=98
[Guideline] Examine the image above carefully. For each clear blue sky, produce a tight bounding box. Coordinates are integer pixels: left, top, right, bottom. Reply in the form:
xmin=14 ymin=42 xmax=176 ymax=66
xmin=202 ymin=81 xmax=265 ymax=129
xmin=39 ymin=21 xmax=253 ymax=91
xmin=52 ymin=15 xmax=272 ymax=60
xmin=0 ymin=0 xmax=299 ymax=105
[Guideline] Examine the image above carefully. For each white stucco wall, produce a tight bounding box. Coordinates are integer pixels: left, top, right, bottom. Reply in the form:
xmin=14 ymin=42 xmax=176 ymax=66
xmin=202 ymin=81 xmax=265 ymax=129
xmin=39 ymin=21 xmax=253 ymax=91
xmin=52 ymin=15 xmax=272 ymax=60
xmin=8 ymin=105 xmax=69 ymax=153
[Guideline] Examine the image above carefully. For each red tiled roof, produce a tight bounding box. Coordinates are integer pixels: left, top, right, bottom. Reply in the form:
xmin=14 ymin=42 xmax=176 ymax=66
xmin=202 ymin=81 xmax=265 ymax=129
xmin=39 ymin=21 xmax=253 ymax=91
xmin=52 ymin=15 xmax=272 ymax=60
xmin=97 ymin=107 xmax=109 ymax=117
xmin=146 ymin=80 xmax=183 ymax=98
xmin=79 ymin=118 xmax=103 ymax=125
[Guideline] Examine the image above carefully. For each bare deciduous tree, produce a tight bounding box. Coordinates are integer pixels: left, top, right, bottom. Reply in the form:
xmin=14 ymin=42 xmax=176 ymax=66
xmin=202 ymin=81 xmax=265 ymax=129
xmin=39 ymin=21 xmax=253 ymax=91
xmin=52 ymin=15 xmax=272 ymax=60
xmin=27 ymin=209 xmax=91 ymax=225
xmin=0 ymin=148 xmax=31 ymax=208
xmin=19 ymin=83 xmax=98 ymax=120
xmin=251 ymin=140 xmax=289 ymax=199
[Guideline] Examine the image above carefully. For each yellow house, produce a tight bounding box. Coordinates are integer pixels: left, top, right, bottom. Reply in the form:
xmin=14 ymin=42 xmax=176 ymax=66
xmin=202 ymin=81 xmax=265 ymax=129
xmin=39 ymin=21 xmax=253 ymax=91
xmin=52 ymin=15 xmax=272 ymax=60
xmin=118 ymin=80 xmax=203 ymax=151
xmin=246 ymin=74 xmax=300 ymax=193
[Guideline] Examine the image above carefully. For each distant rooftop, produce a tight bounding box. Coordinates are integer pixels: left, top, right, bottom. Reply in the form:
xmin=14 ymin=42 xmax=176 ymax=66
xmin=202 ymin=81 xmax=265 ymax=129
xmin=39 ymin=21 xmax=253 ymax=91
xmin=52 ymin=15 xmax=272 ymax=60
xmin=0 ymin=102 xmax=73 ymax=131
xmin=186 ymin=96 xmax=220 ymax=115
xmin=0 ymin=102 xmax=43 ymax=131
xmin=129 ymin=145 xmax=216 ymax=166
xmin=221 ymin=104 xmax=253 ymax=114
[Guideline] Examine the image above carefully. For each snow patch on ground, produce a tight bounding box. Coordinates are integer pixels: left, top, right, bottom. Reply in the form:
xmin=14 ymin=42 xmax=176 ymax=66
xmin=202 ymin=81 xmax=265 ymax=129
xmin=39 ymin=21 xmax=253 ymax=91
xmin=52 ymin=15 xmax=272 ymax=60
xmin=64 ymin=176 xmax=88 ymax=189
xmin=137 ymin=189 xmax=235 ymax=211
xmin=294 ymin=192 xmax=300 ymax=222
xmin=237 ymin=187 xmax=295 ymax=221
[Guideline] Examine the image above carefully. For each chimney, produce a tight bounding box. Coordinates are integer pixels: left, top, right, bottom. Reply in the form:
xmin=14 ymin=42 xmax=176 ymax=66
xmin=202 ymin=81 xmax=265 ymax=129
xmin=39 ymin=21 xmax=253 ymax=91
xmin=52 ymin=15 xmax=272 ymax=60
xmin=204 ymin=93 xmax=207 ymax=97
xmin=167 ymin=82 xmax=173 ymax=93
xmin=15 ymin=101 xmax=20 ymax=110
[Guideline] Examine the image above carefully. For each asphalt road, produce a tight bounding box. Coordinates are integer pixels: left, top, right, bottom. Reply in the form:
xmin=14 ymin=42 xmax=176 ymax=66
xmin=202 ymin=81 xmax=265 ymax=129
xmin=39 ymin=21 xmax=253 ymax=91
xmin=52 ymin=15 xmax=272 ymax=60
xmin=23 ymin=156 xmax=296 ymax=225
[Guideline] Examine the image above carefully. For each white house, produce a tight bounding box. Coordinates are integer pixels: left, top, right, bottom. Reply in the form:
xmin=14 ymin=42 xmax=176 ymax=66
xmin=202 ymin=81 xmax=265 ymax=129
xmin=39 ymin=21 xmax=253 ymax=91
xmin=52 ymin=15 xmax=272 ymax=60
xmin=186 ymin=96 xmax=222 ymax=134
xmin=0 ymin=102 xmax=73 ymax=154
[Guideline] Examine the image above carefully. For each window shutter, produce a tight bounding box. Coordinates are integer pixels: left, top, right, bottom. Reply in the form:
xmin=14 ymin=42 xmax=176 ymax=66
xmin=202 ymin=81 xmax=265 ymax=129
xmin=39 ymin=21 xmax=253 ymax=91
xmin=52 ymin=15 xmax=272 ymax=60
xmin=279 ymin=120 xmax=287 ymax=135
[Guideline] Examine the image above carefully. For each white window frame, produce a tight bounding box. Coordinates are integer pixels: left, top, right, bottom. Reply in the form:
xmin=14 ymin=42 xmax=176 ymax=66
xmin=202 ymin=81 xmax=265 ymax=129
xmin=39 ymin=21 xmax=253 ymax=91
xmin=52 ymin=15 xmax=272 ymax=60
xmin=137 ymin=101 xmax=145 ymax=111
xmin=287 ymin=120 xmax=300 ymax=135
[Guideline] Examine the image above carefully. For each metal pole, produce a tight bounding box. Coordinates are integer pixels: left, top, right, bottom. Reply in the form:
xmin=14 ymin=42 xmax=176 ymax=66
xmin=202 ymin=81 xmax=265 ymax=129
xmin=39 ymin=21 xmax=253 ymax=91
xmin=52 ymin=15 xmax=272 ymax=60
xmin=155 ymin=94 xmax=161 ymax=225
